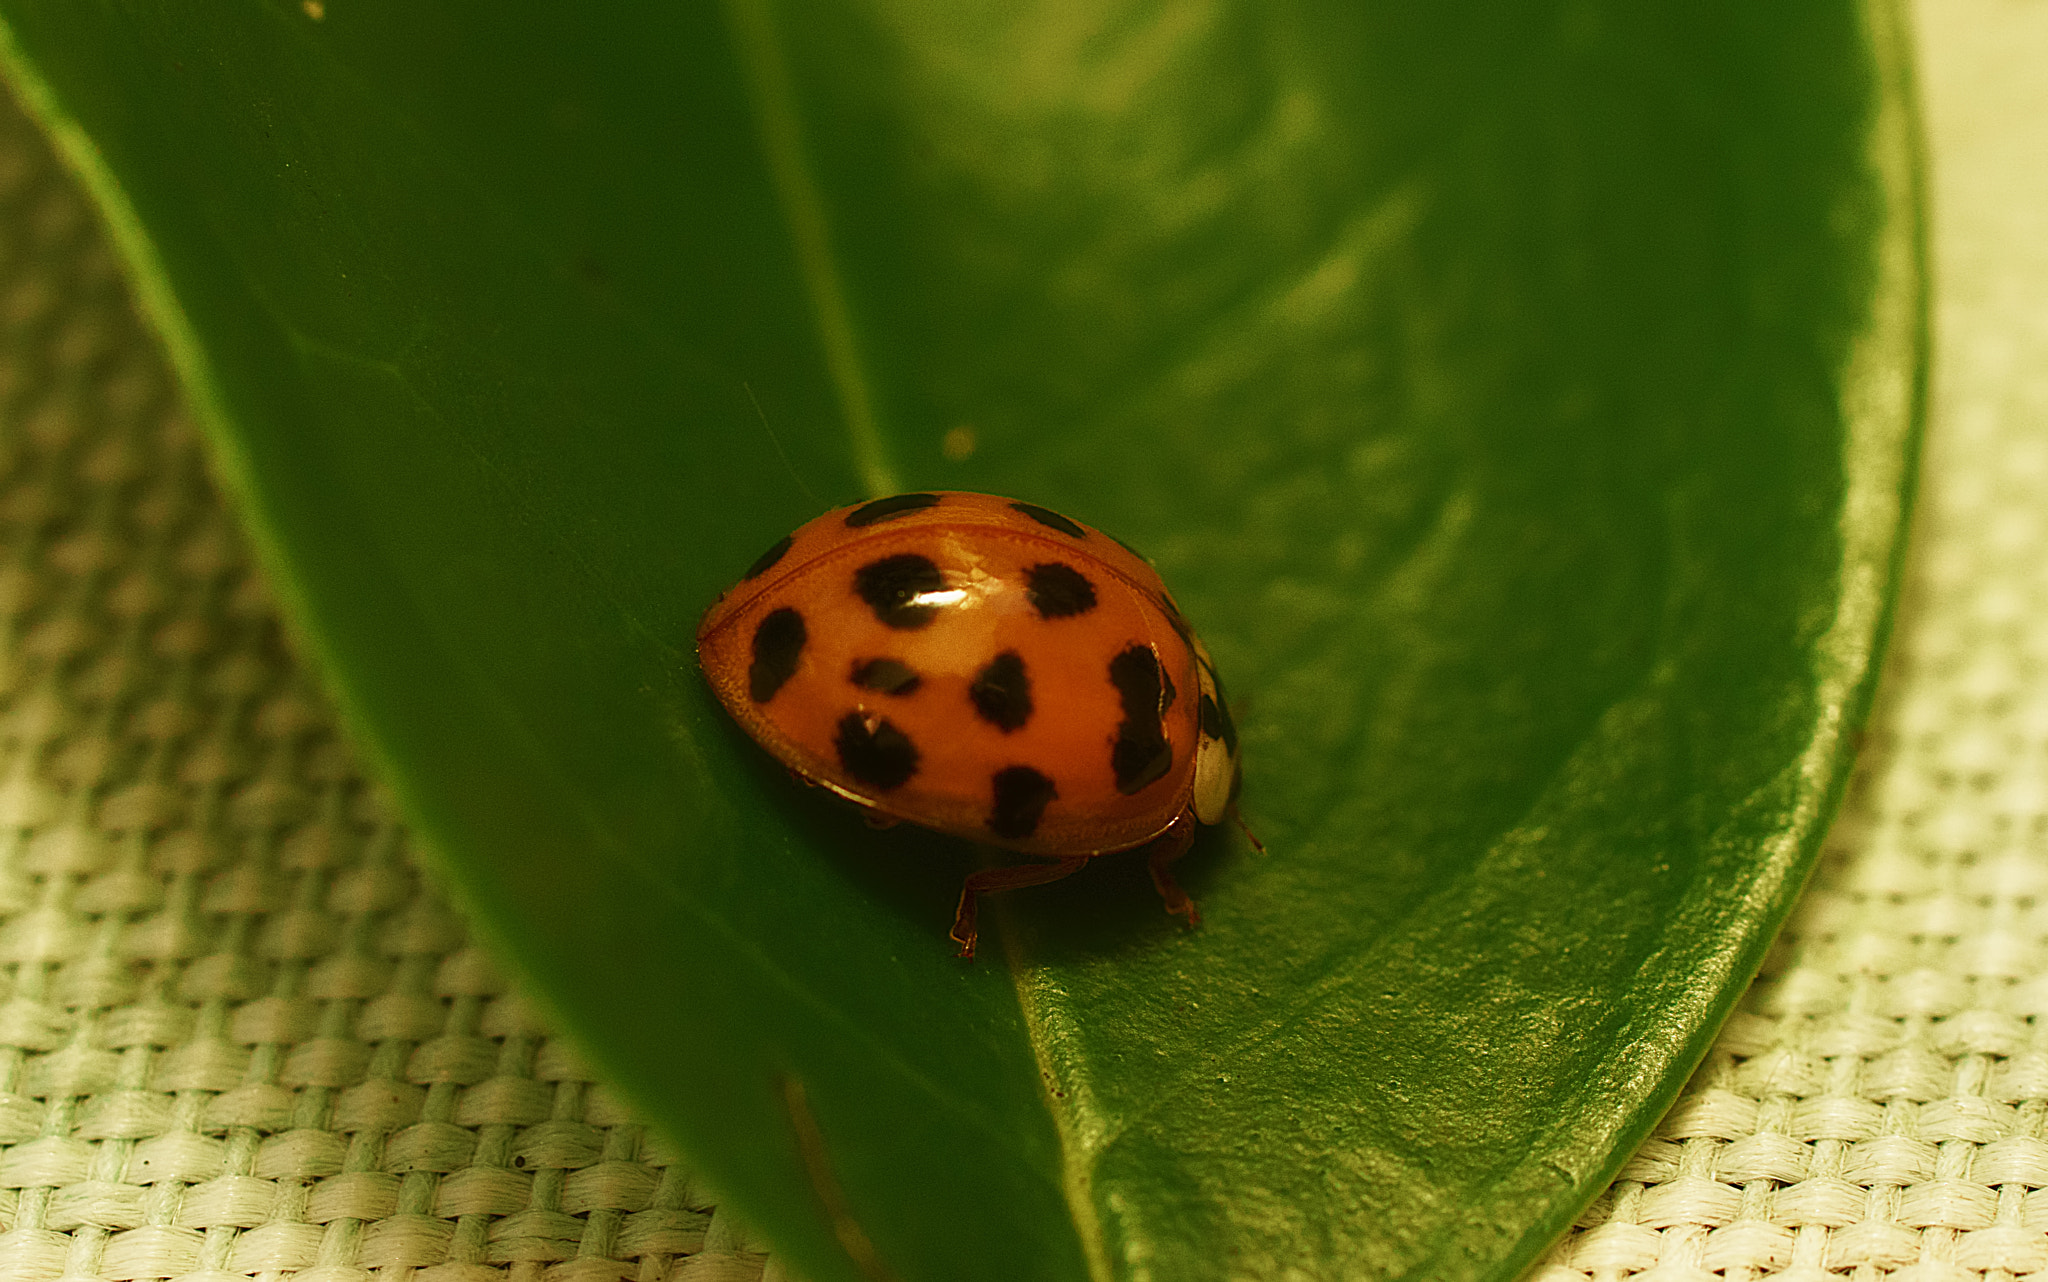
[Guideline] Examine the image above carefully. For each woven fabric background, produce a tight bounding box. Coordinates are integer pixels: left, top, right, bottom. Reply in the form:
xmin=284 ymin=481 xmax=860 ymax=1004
xmin=0 ymin=1 xmax=2034 ymax=1279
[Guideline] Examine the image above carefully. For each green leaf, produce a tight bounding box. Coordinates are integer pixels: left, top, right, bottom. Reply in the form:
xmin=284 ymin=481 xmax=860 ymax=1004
xmin=0 ymin=0 xmax=1922 ymax=1278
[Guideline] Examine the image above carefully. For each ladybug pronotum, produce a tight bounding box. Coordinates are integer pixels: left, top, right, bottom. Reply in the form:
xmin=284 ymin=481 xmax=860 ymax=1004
xmin=696 ymin=491 xmax=1245 ymax=958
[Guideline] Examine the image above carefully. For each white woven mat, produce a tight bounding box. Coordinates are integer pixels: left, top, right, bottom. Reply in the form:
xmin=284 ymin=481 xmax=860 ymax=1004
xmin=0 ymin=1 xmax=2035 ymax=1278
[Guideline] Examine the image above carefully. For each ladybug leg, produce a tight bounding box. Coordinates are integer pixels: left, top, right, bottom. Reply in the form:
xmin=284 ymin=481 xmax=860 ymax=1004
xmin=1231 ymin=808 xmax=1266 ymax=855
xmin=1145 ymin=811 xmax=1202 ymax=929
xmin=951 ymin=857 xmax=1090 ymax=960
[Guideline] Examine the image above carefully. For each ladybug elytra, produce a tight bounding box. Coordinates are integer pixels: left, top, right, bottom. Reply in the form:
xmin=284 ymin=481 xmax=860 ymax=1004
xmin=696 ymin=492 xmax=1246 ymax=958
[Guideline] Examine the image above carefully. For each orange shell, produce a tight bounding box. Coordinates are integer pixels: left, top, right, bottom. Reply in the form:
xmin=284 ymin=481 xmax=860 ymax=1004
xmin=696 ymin=493 xmax=1200 ymax=857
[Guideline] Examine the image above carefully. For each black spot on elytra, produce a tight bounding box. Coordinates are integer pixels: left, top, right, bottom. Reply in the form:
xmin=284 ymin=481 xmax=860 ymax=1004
xmin=744 ymin=534 xmax=793 ymax=580
xmin=749 ymin=606 xmax=802 ymax=704
xmin=854 ymin=554 xmax=945 ymax=629
xmin=1025 ymin=563 xmax=1097 ymax=620
xmin=1109 ymin=644 xmax=1174 ymax=794
xmin=851 ymin=657 xmax=921 ymax=696
xmin=748 ymin=608 xmax=806 ymax=704
xmin=1009 ymin=502 xmax=1086 ymax=538
xmin=970 ymin=651 xmax=1033 ymax=732
xmin=846 ymin=493 xmax=941 ymax=527
xmin=835 ymin=713 xmax=919 ymax=790
xmin=989 ymin=766 xmax=1057 ymax=839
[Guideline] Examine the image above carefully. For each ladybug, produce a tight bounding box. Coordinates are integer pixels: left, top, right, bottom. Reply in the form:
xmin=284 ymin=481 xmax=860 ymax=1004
xmin=696 ymin=492 xmax=1246 ymax=958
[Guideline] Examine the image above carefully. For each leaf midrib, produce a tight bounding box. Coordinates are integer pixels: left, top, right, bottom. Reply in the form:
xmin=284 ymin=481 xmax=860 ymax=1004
xmin=723 ymin=0 xmax=900 ymax=500
xmin=716 ymin=11 xmax=1127 ymax=1273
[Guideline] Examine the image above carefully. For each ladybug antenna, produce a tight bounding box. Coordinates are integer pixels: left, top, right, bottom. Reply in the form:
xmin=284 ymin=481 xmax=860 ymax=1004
xmin=744 ymin=381 xmax=821 ymax=504
xmin=1233 ymin=810 xmax=1267 ymax=855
